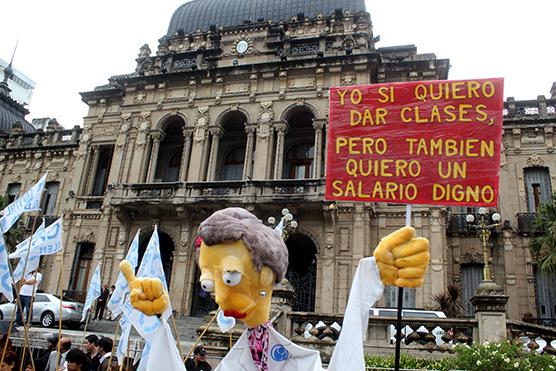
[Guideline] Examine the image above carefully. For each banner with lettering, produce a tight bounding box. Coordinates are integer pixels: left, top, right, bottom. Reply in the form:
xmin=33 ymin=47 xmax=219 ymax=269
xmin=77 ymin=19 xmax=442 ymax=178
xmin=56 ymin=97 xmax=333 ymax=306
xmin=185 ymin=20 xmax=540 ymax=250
xmin=326 ymin=79 xmax=504 ymax=206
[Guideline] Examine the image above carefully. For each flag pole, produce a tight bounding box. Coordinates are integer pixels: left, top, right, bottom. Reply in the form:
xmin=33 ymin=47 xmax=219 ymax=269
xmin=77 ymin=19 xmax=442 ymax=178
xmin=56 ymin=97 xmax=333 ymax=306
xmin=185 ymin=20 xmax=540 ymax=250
xmin=184 ymin=308 xmax=220 ymax=362
xmin=119 ymin=331 xmax=132 ymax=371
xmin=1 ymin=205 xmax=43 ymax=371
xmin=394 ymin=204 xmax=412 ymax=371
xmin=107 ymin=322 xmax=120 ymax=370
xmin=170 ymin=313 xmax=185 ymax=360
xmin=19 ymin=269 xmax=40 ymax=371
xmin=81 ymin=310 xmax=92 ymax=343
xmin=54 ymin=247 xmax=66 ymax=371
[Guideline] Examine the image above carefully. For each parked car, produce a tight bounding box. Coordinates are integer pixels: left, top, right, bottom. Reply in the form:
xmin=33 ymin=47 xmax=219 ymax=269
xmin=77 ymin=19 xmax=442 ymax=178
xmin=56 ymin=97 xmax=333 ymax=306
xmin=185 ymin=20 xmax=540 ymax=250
xmin=0 ymin=293 xmax=83 ymax=329
xmin=369 ymin=308 xmax=447 ymax=345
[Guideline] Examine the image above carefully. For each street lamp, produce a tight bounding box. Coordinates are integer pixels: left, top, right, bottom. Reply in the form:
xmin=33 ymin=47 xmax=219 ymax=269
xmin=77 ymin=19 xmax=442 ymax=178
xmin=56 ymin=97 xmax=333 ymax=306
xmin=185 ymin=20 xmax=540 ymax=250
xmin=466 ymin=207 xmax=501 ymax=281
xmin=267 ymin=208 xmax=297 ymax=240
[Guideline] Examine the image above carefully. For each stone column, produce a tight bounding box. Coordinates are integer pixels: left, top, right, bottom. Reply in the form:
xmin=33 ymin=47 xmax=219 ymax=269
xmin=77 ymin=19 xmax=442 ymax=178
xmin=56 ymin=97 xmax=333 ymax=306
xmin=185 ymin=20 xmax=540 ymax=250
xmin=130 ymin=112 xmax=152 ymax=183
xmin=179 ymin=129 xmax=193 ymax=181
xmin=429 ymin=208 xmax=448 ymax=300
xmin=108 ymin=113 xmax=132 ymax=185
xmin=86 ymin=146 xmax=100 ymax=194
xmin=207 ymin=128 xmax=222 ymax=181
xmin=76 ymin=149 xmax=91 ymax=196
xmin=242 ymin=125 xmax=256 ymax=180
xmin=471 ymin=281 xmax=509 ymax=343
xmin=146 ymin=130 xmax=165 ymax=182
xmin=273 ymin=122 xmax=288 ymax=179
xmin=188 ymin=108 xmax=210 ymax=181
xmin=312 ymin=119 xmax=325 ymax=178
xmin=501 ymin=224 xmax=519 ymax=319
xmin=252 ymin=120 xmax=273 ymax=180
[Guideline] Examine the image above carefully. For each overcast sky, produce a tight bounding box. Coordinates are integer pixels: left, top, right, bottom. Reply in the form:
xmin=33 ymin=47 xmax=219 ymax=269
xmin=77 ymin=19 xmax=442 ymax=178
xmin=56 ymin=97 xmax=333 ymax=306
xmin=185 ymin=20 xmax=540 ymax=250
xmin=2 ymin=1 xmax=555 ymax=128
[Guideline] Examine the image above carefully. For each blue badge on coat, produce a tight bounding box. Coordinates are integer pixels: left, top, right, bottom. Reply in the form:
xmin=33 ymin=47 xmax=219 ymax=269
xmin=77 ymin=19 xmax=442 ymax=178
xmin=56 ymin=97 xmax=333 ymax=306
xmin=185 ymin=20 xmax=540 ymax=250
xmin=271 ymin=344 xmax=289 ymax=361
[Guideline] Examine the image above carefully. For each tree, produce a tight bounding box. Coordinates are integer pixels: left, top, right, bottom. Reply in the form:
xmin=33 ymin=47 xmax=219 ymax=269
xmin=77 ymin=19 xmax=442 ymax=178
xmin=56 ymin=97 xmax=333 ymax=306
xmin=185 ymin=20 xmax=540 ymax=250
xmin=0 ymin=195 xmax=25 ymax=250
xmin=530 ymin=193 xmax=556 ymax=273
xmin=432 ymin=285 xmax=464 ymax=318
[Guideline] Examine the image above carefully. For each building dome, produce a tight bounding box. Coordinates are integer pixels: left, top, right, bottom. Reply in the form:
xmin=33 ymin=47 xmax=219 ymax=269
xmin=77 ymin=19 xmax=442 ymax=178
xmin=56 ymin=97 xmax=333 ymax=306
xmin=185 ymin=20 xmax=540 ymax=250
xmin=167 ymin=0 xmax=366 ymax=35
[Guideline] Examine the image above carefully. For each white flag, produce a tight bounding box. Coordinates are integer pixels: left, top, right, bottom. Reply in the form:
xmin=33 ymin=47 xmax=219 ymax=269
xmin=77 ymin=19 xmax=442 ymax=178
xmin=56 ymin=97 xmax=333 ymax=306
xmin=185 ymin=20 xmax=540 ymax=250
xmin=107 ymin=229 xmax=140 ymax=317
xmin=0 ymin=174 xmax=46 ymax=233
xmin=10 ymin=219 xmax=46 ymax=259
xmin=0 ymin=235 xmax=13 ymax=301
xmin=12 ymin=218 xmax=63 ymax=283
xmin=123 ymin=227 xmax=171 ymax=339
xmin=81 ymin=263 xmax=102 ymax=322
xmin=39 ymin=218 xmax=63 ymax=256
xmin=117 ymin=314 xmax=132 ymax=361
xmin=143 ymin=320 xmax=185 ymax=371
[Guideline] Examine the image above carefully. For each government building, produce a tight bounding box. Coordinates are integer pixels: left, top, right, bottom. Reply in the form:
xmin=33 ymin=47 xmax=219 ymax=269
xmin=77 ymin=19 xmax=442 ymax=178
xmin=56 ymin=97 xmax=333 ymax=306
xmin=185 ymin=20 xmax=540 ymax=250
xmin=1 ymin=0 xmax=555 ymax=324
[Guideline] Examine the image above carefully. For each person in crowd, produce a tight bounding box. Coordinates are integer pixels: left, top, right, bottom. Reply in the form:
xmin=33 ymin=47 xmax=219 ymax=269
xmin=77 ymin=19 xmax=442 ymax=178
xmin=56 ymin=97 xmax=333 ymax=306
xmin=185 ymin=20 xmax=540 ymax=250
xmin=98 ymin=337 xmax=117 ymax=371
xmin=82 ymin=335 xmax=100 ymax=371
xmin=93 ymin=285 xmax=110 ymax=321
xmin=65 ymin=349 xmax=92 ymax=371
xmin=45 ymin=337 xmax=71 ymax=371
xmin=37 ymin=333 xmax=57 ymax=371
xmin=184 ymin=345 xmax=211 ymax=371
xmin=24 ymin=359 xmax=34 ymax=371
xmin=15 ymin=269 xmax=42 ymax=327
xmin=104 ymin=286 xmax=116 ymax=321
xmin=0 ymin=351 xmax=19 ymax=371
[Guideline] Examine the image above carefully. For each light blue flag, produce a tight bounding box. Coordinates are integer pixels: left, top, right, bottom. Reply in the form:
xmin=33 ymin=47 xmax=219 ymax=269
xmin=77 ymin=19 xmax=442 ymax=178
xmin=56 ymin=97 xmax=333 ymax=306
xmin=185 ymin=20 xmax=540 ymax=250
xmin=0 ymin=174 xmax=46 ymax=233
xmin=0 ymin=235 xmax=13 ymax=302
xmin=39 ymin=218 xmax=63 ymax=256
xmin=81 ymin=263 xmax=102 ymax=322
xmin=10 ymin=219 xmax=45 ymax=259
xmin=123 ymin=226 xmax=172 ymax=339
xmin=107 ymin=229 xmax=140 ymax=317
xmin=117 ymin=313 xmax=132 ymax=361
xmin=12 ymin=218 xmax=63 ymax=282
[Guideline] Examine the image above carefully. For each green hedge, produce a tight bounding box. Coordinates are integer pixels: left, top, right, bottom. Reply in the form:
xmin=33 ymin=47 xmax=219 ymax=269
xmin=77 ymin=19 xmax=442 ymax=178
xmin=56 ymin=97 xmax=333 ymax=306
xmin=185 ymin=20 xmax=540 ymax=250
xmin=365 ymin=341 xmax=556 ymax=370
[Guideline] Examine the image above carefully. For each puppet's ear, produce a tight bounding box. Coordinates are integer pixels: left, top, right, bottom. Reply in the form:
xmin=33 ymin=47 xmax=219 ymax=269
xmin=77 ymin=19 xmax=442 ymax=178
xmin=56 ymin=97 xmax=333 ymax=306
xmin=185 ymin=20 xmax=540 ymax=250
xmin=259 ymin=266 xmax=275 ymax=286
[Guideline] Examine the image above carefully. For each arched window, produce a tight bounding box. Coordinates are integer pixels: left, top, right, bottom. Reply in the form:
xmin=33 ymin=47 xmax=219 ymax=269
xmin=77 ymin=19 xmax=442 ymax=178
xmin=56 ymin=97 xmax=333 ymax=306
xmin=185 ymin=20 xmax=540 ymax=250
xmin=221 ymin=147 xmax=246 ymax=180
xmin=164 ymin=150 xmax=182 ymax=182
xmin=524 ymin=167 xmax=552 ymax=212
xmin=285 ymin=143 xmax=314 ymax=179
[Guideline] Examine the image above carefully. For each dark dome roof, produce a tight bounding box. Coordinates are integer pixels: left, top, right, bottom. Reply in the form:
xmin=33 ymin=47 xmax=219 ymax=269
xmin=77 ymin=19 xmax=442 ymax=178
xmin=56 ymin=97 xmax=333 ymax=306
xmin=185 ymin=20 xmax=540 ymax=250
xmin=167 ymin=0 xmax=366 ymax=35
xmin=0 ymin=97 xmax=34 ymax=135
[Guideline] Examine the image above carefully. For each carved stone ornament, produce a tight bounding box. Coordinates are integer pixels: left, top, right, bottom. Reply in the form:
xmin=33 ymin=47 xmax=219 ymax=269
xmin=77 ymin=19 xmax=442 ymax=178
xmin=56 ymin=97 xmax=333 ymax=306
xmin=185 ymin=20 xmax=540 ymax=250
xmin=257 ymin=102 xmax=274 ymax=123
xmin=460 ymin=251 xmax=483 ymax=264
xmin=527 ymin=153 xmax=544 ymax=167
xmin=194 ymin=107 xmax=210 ymax=142
xmin=135 ymin=91 xmax=147 ymax=104
xmin=340 ymin=72 xmax=357 ymax=86
xmin=138 ymin=44 xmax=151 ymax=58
xmin=79 ymin=228 xmax=95 ymax=243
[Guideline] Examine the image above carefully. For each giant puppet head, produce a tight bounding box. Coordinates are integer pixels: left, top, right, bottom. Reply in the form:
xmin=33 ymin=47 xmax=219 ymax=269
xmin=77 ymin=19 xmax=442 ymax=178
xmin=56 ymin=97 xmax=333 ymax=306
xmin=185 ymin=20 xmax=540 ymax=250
xmin=121 ymin=208 xmax=430 ymax=329
xmin=197 ymin=207 xmax=288 ymax=328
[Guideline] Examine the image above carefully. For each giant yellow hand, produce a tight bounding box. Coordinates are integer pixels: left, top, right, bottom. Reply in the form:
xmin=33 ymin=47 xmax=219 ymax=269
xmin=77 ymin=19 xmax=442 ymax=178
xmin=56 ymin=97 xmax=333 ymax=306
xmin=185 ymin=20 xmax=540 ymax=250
xmin=373 ymin=226 xmax=430 ymax=288
xmin=120 ymin=260 xmax=170 ymax=316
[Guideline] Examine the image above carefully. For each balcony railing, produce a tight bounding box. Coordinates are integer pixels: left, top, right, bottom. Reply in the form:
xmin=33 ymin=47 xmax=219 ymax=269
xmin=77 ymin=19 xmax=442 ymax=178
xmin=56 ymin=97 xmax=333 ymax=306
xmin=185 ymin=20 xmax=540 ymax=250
xmin=108 ymin=179 xmax=326 ymax=207
xmin=447 ymin=214 xmax=477 ymax=236
xmin=517 ymin=213 xmax=537 ymax=235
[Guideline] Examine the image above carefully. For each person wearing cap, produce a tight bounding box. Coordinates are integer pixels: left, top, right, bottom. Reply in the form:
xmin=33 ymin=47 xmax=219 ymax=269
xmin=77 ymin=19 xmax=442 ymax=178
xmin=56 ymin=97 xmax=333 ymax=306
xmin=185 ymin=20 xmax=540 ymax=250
xmin=184 ymin=345 xmax=211 ymax=371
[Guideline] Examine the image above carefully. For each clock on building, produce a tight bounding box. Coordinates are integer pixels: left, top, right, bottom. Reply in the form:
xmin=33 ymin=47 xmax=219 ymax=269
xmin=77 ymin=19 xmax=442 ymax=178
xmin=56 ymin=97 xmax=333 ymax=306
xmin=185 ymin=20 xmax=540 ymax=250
xmin=236 ymin=40 xmax=249 ymax=54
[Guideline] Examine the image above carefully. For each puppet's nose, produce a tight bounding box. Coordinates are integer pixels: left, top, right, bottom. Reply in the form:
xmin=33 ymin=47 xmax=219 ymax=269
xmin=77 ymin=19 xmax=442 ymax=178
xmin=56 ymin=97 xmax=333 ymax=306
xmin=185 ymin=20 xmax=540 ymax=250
xmin=214 ymin=280 xmax=231 ymax=303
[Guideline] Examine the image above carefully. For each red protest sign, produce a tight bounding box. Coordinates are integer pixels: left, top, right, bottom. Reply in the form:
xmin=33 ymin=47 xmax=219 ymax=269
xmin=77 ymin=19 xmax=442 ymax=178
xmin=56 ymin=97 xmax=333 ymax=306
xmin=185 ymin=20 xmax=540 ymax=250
xmin=325 ymin=78 xmax=504 ymax=206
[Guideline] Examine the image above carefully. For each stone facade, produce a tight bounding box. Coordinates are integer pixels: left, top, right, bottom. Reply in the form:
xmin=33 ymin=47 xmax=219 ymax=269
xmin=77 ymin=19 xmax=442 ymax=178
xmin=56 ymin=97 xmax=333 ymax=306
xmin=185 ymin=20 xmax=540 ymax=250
xmin=0 ymin=4 xmax=555 ymax=322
